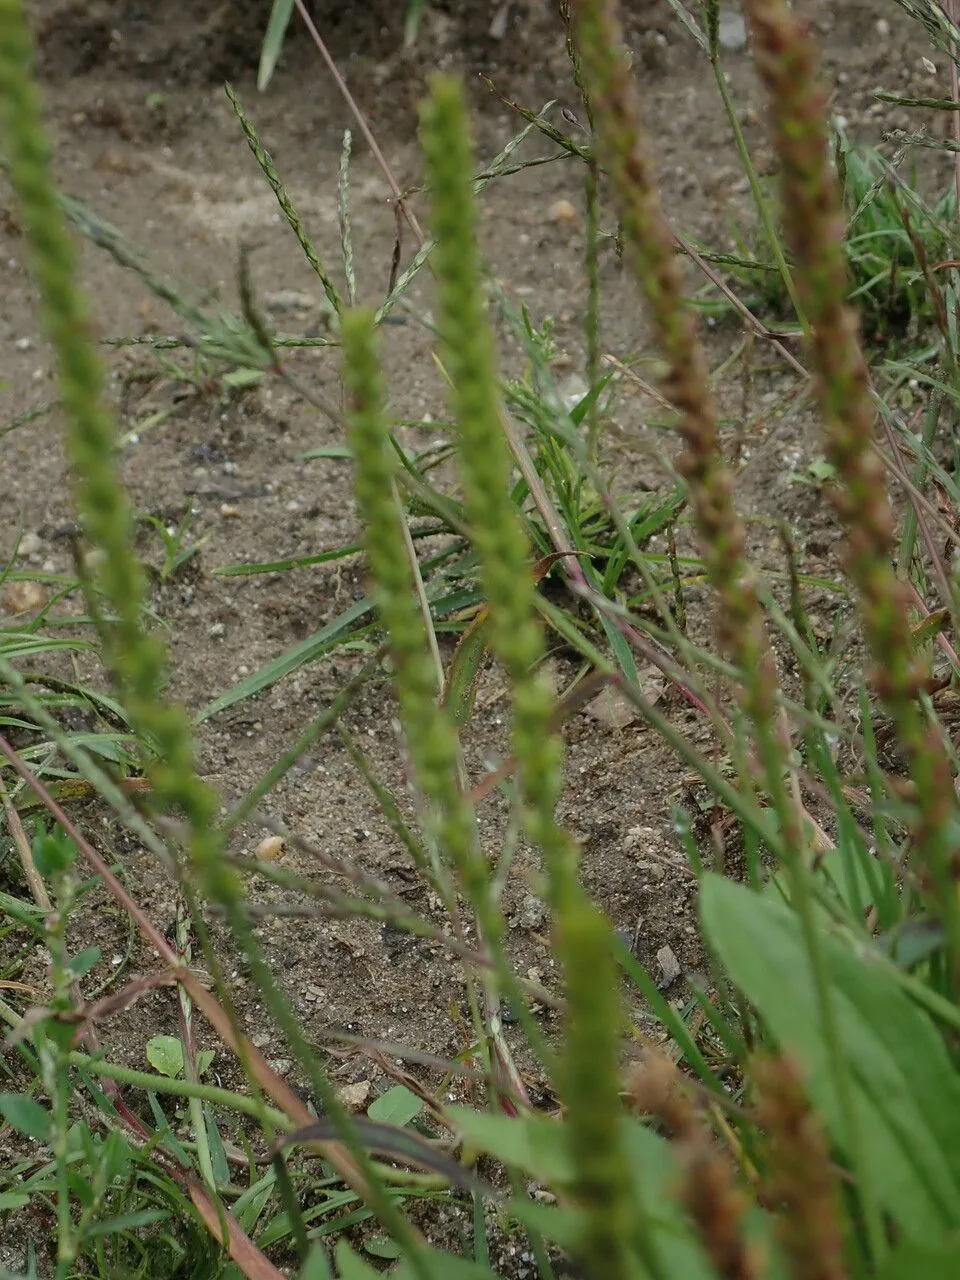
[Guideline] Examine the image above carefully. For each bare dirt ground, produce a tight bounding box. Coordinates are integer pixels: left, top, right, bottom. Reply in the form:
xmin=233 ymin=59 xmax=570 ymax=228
xmin=0 ymin=0 xmax=952 ymax=1272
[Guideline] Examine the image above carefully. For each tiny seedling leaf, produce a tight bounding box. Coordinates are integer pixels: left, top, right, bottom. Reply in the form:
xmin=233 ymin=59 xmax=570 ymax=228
xmin=196 ymin=1048 xmax=216 ymax=1078
xmin=68 ymin=946 xmax=101 ymax=979
xmin=0 ymin=1093 xmax=50 ymax=1141
xmin=146 ymin=1034 xmax=184 ymax=1079
xmin=366 ymin=1084 xmax=423 ymax=1128
xmin=31 ymin=828 xmax=76 ymax=878
xmin=363 ymin=1236 xmax=403 ymax=1261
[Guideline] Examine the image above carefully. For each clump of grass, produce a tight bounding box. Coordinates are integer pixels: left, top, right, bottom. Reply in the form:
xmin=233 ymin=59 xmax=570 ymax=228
xmin=720 ymin=139 xmax=957 ymax=349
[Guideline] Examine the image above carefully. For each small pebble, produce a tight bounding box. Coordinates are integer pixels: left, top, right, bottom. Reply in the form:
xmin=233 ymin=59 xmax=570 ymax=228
xmin=547 ymin=198 xmax=578 ymax=224
xmin=255 ymin=835 xmax=285 ymax=862
xmin=208 ymin=622 xmax=225 ymax=638
xmin=718 ymin=9 xmax=747 ymax=51
xmin=17 ymin=532 xmax=42 ymax=557
xmin=656 ymin=944 xmax=682 ymax=989
xmin=559 ymin=372 xmax=588 ymax=412
xmin=1 ymin=580 xmax=46 ymax=614
xmin=516 ymin=893 xmax=546 ymax=930
xmin=337 ymin=1080 xmax=371 ymax=1112
xmin=584 ymin=686 xmax=638 ymax=730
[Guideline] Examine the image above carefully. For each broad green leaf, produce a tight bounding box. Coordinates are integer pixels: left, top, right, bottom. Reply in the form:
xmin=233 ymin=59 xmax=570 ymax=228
xmin=874 ymin=1241 xmax=960 ymax=1279
xmin=67 ymin=1171 xmax=94 ymax=1207
xmin=363 ymin=1236 xmax=403 ymax=1260
xmin=508 ymin=1124 xmax=719 ymax=1280
xmin=146 ymin=1035 xmax=184 ymax=1079
xmin=623 ymin=1122 xmax=720 ymax=1280
xmin=367 ymin=1085 xmax=423 ymax=1128
xmin=0 ymin=1094 xmax=50 ymax=1141
xmin=700 ymin=874 xmax=960 ymax=1236
xmin=0 ymin=1192 xmax=30 ymax=1210
xmin=333 ymin=1243 xmax=381 ymax=1280
xmin=448 ymin=1107 xmax=571 ymax=1185
xmin=508 ymin=1200 xmax=587 ymax=1253
xmin=101 ymin=1130 xmax=133 ymax=1185
xmin=196 ymin=1049 xmax=216 ymax=1078
xmin=297 ymin=1243 xmax=333 ymax=1280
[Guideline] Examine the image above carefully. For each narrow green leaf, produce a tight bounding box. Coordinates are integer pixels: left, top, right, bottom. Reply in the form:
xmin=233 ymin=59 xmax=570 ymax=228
xmin=441 ymin=609 xmax=491 ymax=728
xmin=214 ymin=545 xmax=363 ymax=577
xmin=196 ymin=597 xmax=375 ymax=721
xmin=257 ymin=0 xmax=295 ymax=91
xmin=204 ymin=1104 xmax=230 ymax=1187
xmin=146 ymin=1093 xmax=191 ymax=1167
xmin=84 ymin=1208 xmax=169 ymax=1238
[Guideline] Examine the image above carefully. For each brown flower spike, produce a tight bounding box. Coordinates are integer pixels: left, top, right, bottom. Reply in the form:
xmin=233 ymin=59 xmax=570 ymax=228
xmin=742 ymin=0 xmax=959 ymax=893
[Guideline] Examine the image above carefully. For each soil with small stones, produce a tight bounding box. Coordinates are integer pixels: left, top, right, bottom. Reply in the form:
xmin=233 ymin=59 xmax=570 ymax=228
xmin=0 ymin=1 xmax=951 ymax=1274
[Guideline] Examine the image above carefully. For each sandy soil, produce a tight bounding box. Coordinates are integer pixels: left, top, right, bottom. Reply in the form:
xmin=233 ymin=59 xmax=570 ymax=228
xmin=0 ymin=0 xmax=951 ymax=1273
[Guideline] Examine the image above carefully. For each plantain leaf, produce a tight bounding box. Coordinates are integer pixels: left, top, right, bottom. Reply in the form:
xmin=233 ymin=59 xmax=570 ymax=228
xmin=700 ymin=873 xmax=960 ymax=1238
